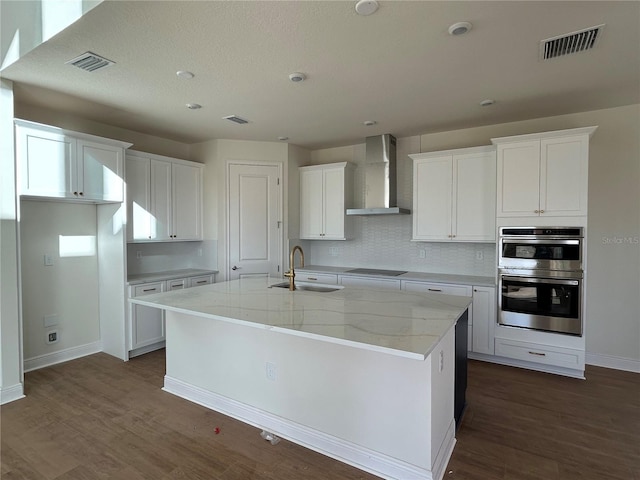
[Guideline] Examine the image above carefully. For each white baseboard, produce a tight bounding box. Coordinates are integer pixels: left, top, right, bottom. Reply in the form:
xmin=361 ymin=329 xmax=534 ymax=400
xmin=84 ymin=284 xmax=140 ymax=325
xmin=24 ymin=341 xmax=102 ymax=372
xmin=0 ymin=383 xmax=25 ymax=405
xmin=586 ymin=352 xmax=640 ymax=373
xmin=164 ymin=375 xmax=443 ymax=480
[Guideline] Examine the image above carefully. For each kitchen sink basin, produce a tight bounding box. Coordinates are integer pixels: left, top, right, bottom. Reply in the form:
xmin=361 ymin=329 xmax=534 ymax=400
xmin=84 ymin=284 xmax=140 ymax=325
xmin=269 ymin=282 xmax=344 ymax=293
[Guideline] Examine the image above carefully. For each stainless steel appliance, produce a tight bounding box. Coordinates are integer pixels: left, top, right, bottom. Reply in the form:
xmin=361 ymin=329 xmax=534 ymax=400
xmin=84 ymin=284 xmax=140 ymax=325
xmin=498 ymin=227 xmax=584 ymax=336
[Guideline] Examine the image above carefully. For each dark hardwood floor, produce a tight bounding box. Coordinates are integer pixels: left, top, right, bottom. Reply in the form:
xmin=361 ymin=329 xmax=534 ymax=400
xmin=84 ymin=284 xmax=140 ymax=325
xmin=2 ymin=351 xmax=638 ymax=479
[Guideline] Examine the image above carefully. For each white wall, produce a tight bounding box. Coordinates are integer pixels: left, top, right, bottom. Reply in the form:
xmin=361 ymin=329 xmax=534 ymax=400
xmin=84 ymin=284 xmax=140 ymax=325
xmin=20 ymin=201 xmax=101 ymax=361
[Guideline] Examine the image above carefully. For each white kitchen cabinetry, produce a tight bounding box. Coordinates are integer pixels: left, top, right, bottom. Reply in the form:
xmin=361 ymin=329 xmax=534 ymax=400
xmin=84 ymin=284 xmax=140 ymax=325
xmin=492 ymin=127 xmax=597 ymax=218
xmin=15 ymin=120 xmax=130 ymax=202
xmin=130 ymin=282 xmax=166 ymax=352
xmin=410 ymin=146 xmax=496 ymax=242
xmin=126 ymin=150 xmax=203 ymax=242
xmin=188 ymin=275 xmax=214 ymax=287
xmin=339 ymin=276 xmax=401 ymax=290
xmin=295 ymin=272 xmax=339 ymax=284
xmin=470 ymin=286 xmax=496 ymax=355
xmin=300 ymin=162 xmax=353 ymax=240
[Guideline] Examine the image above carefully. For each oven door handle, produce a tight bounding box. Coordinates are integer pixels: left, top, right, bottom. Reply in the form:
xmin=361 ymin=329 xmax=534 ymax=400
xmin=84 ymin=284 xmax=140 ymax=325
xmin=501 ymin=239 xmax=580 ymax=245
xmin=501 ymin=276 xmax=579 ymax=286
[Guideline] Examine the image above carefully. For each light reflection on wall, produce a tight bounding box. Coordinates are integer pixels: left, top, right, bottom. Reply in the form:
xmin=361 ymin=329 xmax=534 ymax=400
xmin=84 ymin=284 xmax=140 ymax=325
xmin=59 ymin=234 xmax=96 ymax=257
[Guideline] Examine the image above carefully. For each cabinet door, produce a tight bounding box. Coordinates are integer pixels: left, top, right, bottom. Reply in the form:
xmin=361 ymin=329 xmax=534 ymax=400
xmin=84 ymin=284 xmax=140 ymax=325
xmin=77 ymin=140 xmax=124 ymax=202
xmin=150 ymin=159 xmax=172 ymax=241
xmin=300 ymin=168 xmax=324 ymax=239
xmin=322 ymin=167 xmax=346 ymax=239
xmin=540 ymin=135 xmax=588 ymax=216
xmin=171 ymin=163 xmax=203 ymax=240
xmin=471 ymin=286 xmax=496 ymax=355
xmin=413 ymin=156 xmax=453 ymax=240
xmin=17 ymin=126 xmax=75 ymax=198
xmin=496 ymin=141 xmax=541 ymax=217
xmin=454 ymin=151 xmax=496 ymax=241
xmin=126 ymin=156 xmax=152 ymax=241
xmin=131 ymin=282 xmax=165 ymax=349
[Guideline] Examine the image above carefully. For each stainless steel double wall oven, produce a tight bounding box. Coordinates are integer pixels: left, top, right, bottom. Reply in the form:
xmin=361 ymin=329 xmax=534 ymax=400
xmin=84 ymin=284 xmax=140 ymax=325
xmin=498 ymin=227 xmax=584 ymax=336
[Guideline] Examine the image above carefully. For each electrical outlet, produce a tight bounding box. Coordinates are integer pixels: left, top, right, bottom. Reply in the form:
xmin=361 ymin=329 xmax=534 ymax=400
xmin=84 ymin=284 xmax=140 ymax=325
xmin=475 ymin=250 xmax=484 ymax=261
xmin=198 ymin=248 xmax=203 ymax=257
xmin=136 ymin=251 xmax=142 ymax=259
xmin=266 ymin=362 xmax=277 ymax=381
xmin=329 ymin=247 xmax=339 ymax=256
xmin=44 ymin=254 xmax=54 ymax=266
xmin=439 ymin=350 xmax=444 ymax=372
xmin=46 ymin=331 xmax=59 ymax=344
xmin=419 ymin=249 xmax=426 ymax=259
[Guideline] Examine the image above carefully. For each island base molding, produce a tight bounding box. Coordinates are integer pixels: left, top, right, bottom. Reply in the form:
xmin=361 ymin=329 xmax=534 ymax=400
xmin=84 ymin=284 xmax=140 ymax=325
xmin=163 ymin=375 xmax=455 ymax=480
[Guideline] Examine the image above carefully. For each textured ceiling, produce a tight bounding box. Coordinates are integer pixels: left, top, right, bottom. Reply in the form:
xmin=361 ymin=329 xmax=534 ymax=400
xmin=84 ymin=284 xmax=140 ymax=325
xmin=2 ymin=1 xmax=639 ymax=149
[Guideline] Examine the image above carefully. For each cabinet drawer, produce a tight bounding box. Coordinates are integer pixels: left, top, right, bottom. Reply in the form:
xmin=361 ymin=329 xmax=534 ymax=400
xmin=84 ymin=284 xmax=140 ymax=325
xmin=166 ymin=278 xmax=187 ymax=290
xmin=296 ymin=273 xmax=338 ymax=284
xmin=339 ymin=276 xmax=401 ymax=290
xmin=133 ymin=282 xmax=164 ymax=297
xmin=401 ymin=281 xmax=472 ymax=297
xmin=494 ymin=338 xmax=584 ymax=370
xmin=188 ymin=275 xmax=213 ymax=287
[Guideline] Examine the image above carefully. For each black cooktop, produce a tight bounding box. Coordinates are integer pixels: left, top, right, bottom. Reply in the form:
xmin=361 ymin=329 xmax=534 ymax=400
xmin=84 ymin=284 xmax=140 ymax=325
xmin=344 ymin=268 xmax=407 ymax=277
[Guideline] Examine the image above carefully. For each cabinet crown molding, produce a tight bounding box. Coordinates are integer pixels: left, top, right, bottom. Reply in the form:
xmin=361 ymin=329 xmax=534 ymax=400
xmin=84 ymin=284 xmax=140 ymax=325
xmin=14 ymin=118 xmax=133 ymax=149
xmin=491 ymin=126 xmax=598 ymax=145
xmin=409 ymin=144 xmax=495 ymax=160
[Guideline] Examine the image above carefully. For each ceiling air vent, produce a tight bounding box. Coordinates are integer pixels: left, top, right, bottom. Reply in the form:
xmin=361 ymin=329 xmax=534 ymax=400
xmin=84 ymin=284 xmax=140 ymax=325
xmin=540 ymin=24 xmax=604 ymax=60
xmin=223 ymin=115 xmax=249 ymax=124
xmin=65 ymin=51 xmax=115 ymax=72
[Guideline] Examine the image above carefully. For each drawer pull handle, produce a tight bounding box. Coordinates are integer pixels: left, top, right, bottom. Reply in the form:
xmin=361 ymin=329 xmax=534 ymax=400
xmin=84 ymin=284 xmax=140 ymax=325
xmin=528 ymin=351 xmax=546 ymax=357
xmin=196 ymin=280 xmax=207 ymax=284
xmin=428 ymin=288 xmax=442 ymax=292
xmin=143 ymin=288 xmax=157 ymax=292
xmin=308 ymin=277 xmax=318 ymax=281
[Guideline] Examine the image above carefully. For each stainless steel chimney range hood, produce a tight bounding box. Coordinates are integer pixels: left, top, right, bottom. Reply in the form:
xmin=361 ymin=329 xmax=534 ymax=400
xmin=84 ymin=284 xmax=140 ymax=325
xmin=346 ymin=134 xmax=411 ymax=216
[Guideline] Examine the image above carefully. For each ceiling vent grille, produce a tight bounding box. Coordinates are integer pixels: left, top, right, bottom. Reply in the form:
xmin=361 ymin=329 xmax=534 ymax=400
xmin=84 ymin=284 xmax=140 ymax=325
xmin=65 ymin=52 xmax=115 ymax=72
xmin=223 ymin=115 xmax=249 ymax=125
xmin=540 ymin=24 xmax=604 ymax=60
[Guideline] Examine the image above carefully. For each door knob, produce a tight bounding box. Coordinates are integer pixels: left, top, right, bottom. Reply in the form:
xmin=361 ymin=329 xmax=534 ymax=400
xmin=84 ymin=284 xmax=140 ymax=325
xmin=232 ymin=266 xmax=240 ymax=271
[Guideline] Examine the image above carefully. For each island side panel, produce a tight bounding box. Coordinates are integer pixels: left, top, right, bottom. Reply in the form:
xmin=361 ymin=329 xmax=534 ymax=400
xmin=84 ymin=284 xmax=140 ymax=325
xmin=164 ymin=310 xmax=453 ymax=472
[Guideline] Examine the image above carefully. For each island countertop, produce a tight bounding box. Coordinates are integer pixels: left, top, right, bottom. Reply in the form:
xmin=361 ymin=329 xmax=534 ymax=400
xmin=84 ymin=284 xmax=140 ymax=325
xmin=131 ymin=276 xmax=471 ymax=360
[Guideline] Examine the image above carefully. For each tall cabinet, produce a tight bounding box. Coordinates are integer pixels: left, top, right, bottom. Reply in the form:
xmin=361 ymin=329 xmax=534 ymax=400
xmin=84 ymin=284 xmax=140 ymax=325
xmin=126 ymin=150 xmax=203 ymax=242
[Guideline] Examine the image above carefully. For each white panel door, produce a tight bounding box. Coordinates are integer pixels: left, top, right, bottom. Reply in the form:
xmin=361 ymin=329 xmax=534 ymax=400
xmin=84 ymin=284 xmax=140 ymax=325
xmin=541 ymin=135 xmax=588 ymax=216
xmin=300 ymin=168 xmax=324 ymax=239
xmin=171 ymin=163 xmax=202 ymax=240
xmin=125 ymin=155 xmax=152 ymax=241
xmin=454 ymin=151 xmax=496 ymax=241
xmin=322 ymin=167 xmax=346 ymax=239
xmin=228 ymin=163 xmax=281 ymax=280
xmin=413 ymin=156 xmax=452 ymax=240
xmin=77 ymin=139 xmax=124 ymax=202
xmin=497 ymin=141 xmax=541 ymax=217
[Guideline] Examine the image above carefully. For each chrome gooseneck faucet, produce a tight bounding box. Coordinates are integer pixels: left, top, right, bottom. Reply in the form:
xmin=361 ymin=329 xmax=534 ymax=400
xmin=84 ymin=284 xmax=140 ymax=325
xmin=283 ymin=245 xmax=305 ymax=291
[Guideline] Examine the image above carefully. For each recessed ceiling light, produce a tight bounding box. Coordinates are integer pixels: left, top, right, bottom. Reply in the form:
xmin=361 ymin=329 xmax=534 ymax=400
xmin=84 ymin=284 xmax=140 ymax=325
xmin=363 ymin=120 xmax=377 ymax=126
xmin=355 ymin=0 xmax=379 ymax=16
xmin=186 ymin=103 xmax=202 ymax=110
xmin=479 ymin=99 xmax=495 ymax=107
xmin=278 ymin=136 xmax=289 ymax=141
xmin=448 ymin=21 xmax=472 ymax=36
xmin=177 ymin=70 xmax=195 ymax=79
xmin=289 ymin=72 xmax=306 ymax=82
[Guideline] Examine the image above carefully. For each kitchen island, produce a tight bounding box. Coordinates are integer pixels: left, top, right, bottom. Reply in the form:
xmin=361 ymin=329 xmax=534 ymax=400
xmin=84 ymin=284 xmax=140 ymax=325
xmin=131 ymin=277 xmax=471 ymax=480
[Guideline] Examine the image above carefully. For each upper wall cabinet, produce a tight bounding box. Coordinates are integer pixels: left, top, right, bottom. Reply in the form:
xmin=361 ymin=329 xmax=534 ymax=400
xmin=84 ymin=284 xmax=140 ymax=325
xmin=126 ymin=150 xmax=203 ymax=242
xmin=300 ymin=162 xmax=353 ymax=240
xmin=492 ymin=127 xmax=597 ymax=218
xmin=410 ymin=146 xmax=497 ymax=242
xmin=15 ymin=119 xmax=132 ymax=203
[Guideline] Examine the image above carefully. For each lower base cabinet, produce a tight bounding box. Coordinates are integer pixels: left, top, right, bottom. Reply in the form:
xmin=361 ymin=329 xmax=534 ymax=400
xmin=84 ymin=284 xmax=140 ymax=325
xmin=128 ymin=273 xmax=214 ymax=357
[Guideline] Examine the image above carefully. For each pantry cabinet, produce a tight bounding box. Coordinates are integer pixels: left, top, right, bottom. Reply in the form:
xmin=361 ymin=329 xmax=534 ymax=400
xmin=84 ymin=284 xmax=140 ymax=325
xmin=300 ymin=162 xmax=353 ymax=240
xmin=15 ymin=120 xmax=130 ymax=202
xmin=410 ymin=146 xmax=496 ymax=242
xmin=492 ymin=127 xmax=597 ymax=218
xmin=126 ymin=150 xmax=203 ymax=242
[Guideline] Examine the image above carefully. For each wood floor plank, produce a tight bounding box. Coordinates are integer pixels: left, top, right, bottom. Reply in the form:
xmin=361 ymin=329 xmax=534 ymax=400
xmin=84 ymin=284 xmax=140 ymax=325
xmin=2 ymin=352 xmax=638 ymax=480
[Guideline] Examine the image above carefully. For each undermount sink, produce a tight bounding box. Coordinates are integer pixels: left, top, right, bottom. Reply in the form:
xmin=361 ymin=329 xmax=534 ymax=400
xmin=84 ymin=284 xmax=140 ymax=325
xmin=269 ymin=281 xmax=344 ymax=293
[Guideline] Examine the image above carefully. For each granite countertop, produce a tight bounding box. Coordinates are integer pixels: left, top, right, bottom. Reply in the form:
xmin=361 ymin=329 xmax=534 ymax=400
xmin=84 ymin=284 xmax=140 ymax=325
xmin=297 ymin=265 xmax=496 ymax=287
xmin=127 ymin=268 xmax=219 ymax=285
xmin=130 ymin=276 xmax=471 ymax=361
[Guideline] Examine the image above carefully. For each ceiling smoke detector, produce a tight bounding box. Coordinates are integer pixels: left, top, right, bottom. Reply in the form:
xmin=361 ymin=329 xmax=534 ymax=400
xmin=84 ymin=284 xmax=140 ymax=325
xmin=186 ymin=103 xmax=202 ymax=110
xmin=355 ymin=0 xmax=379 ymax=16
xmin=223 ymin=115 xmax=249 ymax=125
xmin=289 ymin=72 xmax=306 ymax=82
xmin=448 ymin=22 xmax=472 ymax=36
xmin=177 ymin=70 xmax=195 ymax=79
xmin=65 ymin=51 xmax=115 ymax=72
